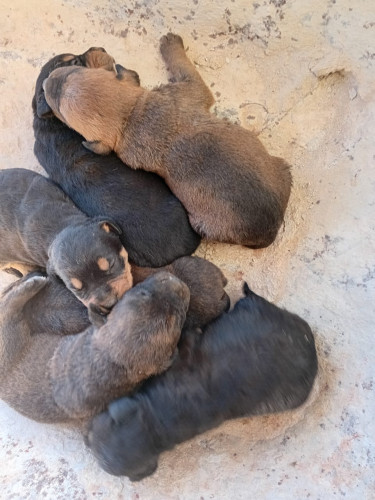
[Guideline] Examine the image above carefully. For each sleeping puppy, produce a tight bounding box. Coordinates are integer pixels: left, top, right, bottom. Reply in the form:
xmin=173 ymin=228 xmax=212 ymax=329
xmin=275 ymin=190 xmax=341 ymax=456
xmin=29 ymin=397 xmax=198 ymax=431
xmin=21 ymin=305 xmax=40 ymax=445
xmin=43 ymin=34 xmax=292 ymax=248
xmin=33 ymin=47 xmax=200 ymax=268
xmin=0 ymin=168 xmax=132 ymax=325
xmin=86 ymin=283 xmax=318 ymax=481
xmin=132 ymin=255 xmax=230 ymax=331
xmin=0 ymin=271 xmax=189 ymax=423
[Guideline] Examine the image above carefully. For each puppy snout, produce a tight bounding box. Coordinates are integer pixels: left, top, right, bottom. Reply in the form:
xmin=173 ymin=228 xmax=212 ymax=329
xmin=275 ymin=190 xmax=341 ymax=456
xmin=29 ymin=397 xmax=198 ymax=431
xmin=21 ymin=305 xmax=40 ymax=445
xmin=89 ymin=295 xmax=118 ymax=317
xmin=166 ymin=276 xmax=190 ymax=302
xmin=96 ymin=304 xmax=112 ymax=316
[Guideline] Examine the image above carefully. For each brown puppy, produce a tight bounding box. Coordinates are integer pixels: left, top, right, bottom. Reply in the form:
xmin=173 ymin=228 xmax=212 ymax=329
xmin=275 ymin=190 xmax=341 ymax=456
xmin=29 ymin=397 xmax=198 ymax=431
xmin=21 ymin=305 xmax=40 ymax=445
xmin=0 ymin=271 xmax=189 ymax=423
xmin=132 ymin=256 xmax=230 ymax=331
xmin=0 ymin=168 xmax=132 ymax=325
xmin=43 ymin=33 xmax=292 ymax=248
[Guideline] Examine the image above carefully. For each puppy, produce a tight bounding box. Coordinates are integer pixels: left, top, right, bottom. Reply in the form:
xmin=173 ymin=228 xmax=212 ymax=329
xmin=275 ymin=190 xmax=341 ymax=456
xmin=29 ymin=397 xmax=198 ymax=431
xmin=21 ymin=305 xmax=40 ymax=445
xmin=132 ymin=255 xmax=230 ymax=331
xmin=43 ymin=34 xmax=292 ymax=248
xmin=86 ymin=283 xmax=318 ymax=481
xmin=0 ymin=271 xmax=189 ymax=423
xmin=33 ymin=47 xmax=200 ymax=268
xmin=0 ymin=168 xmax=132 ymax=325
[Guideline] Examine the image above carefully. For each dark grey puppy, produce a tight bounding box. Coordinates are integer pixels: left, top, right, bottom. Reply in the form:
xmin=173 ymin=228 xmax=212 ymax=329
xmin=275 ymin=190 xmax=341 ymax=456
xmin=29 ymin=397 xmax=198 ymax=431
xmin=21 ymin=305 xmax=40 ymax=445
xmin=0 ymin=168 xmax=132 ymax=324
xmin=33 ymin=48 xmax=200 ymax=268
xmin=86 ymin=283 xmax=318 ymax=481
xmin=0 ymin=272 xmax=189 ymax=423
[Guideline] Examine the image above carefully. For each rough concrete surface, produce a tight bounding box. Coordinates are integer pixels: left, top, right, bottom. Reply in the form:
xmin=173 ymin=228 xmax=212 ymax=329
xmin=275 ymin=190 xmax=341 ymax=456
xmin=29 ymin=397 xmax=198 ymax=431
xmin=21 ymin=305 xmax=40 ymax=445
xmin=0 ymin=0 xmax=374 ymax=498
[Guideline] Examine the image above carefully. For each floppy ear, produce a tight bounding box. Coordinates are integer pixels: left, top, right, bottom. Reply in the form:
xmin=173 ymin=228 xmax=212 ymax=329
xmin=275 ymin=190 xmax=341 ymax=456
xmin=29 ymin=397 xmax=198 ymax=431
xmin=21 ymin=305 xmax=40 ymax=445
xmin=88 ymin=304 xmax=108 ymax=328
xmin=99 ymin=219 xmax=122 ymax=236
xmin=82 ymin=140 xmax=112 ymax=155
xmin=243 ymin=282 xmax=254 ymax=296
xmin=108 ymin=397 xmax=138 ymax=424
xmin=115 ymin=64 xmax=141 ymax=86
xmin=36 ymin=94 xmax=54 ymax=118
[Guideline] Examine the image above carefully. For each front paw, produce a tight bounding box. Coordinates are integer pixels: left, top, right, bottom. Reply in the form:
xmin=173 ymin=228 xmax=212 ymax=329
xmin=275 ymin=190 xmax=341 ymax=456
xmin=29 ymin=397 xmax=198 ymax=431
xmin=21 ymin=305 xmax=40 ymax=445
xmin=1 ymin=273 xmax=48 ymax=302
xmin=160 ymin=33 xmax=184 ymax=56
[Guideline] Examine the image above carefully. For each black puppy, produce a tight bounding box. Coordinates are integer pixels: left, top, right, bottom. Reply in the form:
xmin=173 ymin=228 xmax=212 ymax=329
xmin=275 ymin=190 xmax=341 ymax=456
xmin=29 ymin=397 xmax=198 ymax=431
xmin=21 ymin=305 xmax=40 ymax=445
xmin=0 ymin=168 xmax=132 ymax=325
xmin=86 ymin=283 xmax=318 ymax=481
xmin=33 ymin=48 xmax=200 ymax=268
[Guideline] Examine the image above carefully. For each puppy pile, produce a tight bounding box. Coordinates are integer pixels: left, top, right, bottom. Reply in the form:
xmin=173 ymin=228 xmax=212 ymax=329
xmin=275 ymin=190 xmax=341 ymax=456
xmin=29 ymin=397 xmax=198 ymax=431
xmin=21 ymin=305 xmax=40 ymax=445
xmin=0 ymin=35 xmax=318 ymax=481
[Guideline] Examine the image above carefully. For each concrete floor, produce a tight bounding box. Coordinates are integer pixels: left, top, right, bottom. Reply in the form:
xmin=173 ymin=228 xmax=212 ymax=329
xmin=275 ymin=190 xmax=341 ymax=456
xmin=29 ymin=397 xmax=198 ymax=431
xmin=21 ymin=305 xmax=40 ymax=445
xmin=0 ymin=0 xmax=374 ymax=498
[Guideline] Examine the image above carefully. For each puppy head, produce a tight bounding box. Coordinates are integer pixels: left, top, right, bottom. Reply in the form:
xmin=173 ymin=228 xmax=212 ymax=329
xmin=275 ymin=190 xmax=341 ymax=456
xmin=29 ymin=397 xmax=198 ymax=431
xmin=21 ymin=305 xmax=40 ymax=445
xmin=95 ymin=272 xmax=190 ymax=370
xmin=47 ymin=218 xmax=132 ymax=326
xmin=43 ymin=65 xmax=137 ymax=153
xmin=172 ymin=257 xmax=230 ymax=330
xmin=33 ymin=48 xmax=116 ymax=119
xmin=86 ymin=398 xmax=159 ymax=481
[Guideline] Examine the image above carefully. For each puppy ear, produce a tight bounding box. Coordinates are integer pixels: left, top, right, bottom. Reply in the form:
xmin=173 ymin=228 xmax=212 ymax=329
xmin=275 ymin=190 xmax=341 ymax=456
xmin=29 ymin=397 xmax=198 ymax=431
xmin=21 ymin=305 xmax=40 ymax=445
xmin=108 ymin=397 xmax=138 ymax=424
xmin=99 ymin=219 xmax=122 ymax=236
xmin=82 ymin=140 xmax=112 ymax=155
xmin=36 ymin=94 xmax=54 ymax=118
xmin=115 ymin=64 xmax=141 ymax=86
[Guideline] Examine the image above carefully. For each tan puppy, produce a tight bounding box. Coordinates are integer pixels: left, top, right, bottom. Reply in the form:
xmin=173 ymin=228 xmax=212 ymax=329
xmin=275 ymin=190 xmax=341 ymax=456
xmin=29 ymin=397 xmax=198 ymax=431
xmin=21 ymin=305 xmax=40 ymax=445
xmin=44 ymin=33 xmax=292 ymax=248
xmin=0 ymin=271 xmax=189 ymax=423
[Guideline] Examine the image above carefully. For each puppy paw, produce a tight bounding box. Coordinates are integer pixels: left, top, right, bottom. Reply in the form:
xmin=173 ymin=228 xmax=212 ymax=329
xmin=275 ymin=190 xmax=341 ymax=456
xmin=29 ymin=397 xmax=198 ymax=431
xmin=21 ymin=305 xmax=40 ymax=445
xmin=2 ymin=274 xmax=47 ymax=303
xmin=160 ymin=33 xmax=184 ymax=55
xmin=22 ymin=274 xmax=48 ymax=290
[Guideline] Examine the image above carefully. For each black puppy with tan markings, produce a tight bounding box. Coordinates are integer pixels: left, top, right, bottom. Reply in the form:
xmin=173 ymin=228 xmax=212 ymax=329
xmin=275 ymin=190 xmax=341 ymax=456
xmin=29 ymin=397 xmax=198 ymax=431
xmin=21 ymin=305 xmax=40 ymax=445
xmin=86 ymin=283 xmax=318 ymax=481
xmin=0 ymin=271 xmax=189 ymax=423
xmin=43 ymin=34 xmax=292 ymax=248
xmin=0 ymin=168 xmax=132 ymax=325
xmin=33 ymin=47 xmax=200 ymax=268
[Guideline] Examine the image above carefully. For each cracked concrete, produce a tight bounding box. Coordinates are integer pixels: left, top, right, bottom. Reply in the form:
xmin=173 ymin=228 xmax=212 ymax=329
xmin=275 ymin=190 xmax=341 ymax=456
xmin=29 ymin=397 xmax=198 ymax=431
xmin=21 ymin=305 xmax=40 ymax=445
xmin=0 ymin=0 xmax=374 ymax=498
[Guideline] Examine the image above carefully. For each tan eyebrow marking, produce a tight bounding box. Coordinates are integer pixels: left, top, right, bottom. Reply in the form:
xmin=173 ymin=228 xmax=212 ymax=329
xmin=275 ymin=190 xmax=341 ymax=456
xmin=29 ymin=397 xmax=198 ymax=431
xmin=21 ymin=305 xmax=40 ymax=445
xmin=97 ymin=257 xmax=110 ymax=271
xmin=120 ymin=247 xmax=128 ymax=261
xmin=71 ymin=277 xmax=83 ymax=290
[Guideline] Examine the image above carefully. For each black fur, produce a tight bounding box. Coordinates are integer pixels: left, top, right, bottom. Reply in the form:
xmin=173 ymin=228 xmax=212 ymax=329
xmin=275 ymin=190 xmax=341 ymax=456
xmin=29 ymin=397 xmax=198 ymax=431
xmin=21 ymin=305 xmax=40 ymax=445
xmin=33 ymin=50 xmax=201 ymax=268
xmin=86 ymin=283 xmax=318 ymax=481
